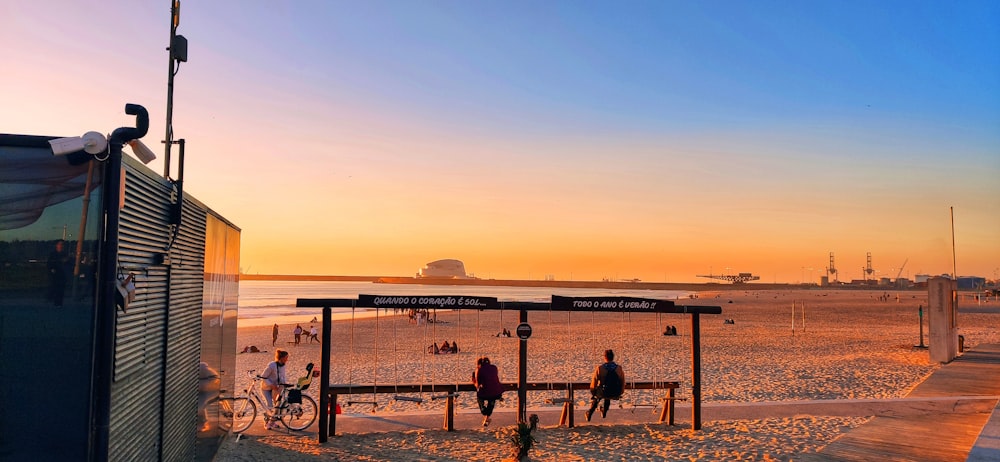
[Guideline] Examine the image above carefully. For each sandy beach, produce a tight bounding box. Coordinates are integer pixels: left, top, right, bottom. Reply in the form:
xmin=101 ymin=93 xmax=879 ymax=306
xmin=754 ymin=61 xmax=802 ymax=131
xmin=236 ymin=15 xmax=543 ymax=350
xmin=213 ymin=289 xmax=1000 ymax=461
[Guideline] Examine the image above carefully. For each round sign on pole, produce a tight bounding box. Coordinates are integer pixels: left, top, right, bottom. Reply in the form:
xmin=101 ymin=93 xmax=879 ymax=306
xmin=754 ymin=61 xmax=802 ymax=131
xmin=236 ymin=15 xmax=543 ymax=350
xmin=515 ymin=322 xmax=532 ymax=340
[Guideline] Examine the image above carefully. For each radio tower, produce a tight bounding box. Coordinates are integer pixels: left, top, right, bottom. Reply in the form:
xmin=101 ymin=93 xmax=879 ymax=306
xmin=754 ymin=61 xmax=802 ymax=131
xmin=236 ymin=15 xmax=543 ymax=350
xmin=827 ymin=252 xmax=838 ymax=282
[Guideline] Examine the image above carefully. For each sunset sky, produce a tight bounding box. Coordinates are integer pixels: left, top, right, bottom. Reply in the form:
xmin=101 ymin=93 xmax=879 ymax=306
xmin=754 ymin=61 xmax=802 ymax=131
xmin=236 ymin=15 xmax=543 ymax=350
xmin=2 ymin=1 xmax=998 ymax=283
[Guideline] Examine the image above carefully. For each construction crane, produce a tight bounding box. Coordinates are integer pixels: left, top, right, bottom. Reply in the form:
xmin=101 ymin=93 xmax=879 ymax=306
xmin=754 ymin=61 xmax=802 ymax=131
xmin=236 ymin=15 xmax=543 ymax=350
xmin=696 ymin=272 xmax=761 ymax=284
xmin=895 ymin=258 xmax=908 ymax=281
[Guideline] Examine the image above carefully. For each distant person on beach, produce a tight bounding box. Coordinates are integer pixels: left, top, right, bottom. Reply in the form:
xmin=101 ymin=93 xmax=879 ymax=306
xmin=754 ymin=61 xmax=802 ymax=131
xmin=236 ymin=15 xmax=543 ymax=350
xmin=586 ymin=349 xmax=624 ymax=421
xmin=293 ymin=324 xmax=303 ymax=345
xmin=427 ymin=342 xmax=439 ymax=354
xmin=47 ymin=239 xmax=70 ymax=306
xmin=441 ymin=340 xmax=451 ymax=353
xmin=260 ymin=349 xmax=289 ymax=430
xmin=272 ymin=323 xmax=279 ymax=346
xmin=309 ymin=325 xmax=320 ymax=344
xmin=473 ymin=356 xmax=504 ymax=427
xmin=450 ymin=341 xmax=459 ymax=353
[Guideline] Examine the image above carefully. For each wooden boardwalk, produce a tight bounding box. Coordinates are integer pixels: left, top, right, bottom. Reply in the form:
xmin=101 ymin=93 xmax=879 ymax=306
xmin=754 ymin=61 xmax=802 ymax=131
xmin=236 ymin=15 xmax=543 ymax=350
xmin=814 ymin=344 xmax=1000 ymax=461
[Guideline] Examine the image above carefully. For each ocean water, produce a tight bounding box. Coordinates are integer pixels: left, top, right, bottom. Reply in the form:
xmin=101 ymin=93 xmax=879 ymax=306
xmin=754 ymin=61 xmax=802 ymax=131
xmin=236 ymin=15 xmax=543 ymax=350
xmin=238 ymin=280 xmax=693 ymax=326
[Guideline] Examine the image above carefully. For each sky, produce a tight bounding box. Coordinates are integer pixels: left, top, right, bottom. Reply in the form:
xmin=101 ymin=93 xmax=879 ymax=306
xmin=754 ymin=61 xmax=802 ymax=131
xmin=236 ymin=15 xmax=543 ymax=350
xmin=2 ymin=1 xmax=998 ymax=283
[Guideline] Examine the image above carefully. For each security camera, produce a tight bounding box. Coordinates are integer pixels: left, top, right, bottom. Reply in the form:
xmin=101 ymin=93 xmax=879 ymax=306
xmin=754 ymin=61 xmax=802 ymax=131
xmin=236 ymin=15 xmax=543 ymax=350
xmin=49 ymin=131 xmax=108 ymax=156
xmin=127 ymin=139 xmax=157 ymax=164
xmin=49 ymin=137 xmax=86 ymax=156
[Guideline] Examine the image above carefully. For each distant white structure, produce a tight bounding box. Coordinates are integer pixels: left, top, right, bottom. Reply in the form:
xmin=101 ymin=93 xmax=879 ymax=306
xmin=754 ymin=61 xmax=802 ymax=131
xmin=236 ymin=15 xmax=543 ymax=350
xmin=418 ymin=259 xmax=470 ymax=278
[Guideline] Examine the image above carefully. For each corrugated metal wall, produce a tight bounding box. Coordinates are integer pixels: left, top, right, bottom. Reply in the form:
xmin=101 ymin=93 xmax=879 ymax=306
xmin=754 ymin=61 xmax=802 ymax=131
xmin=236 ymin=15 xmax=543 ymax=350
xmin=161 ymin=196 xmax=207 ymax=462
xmin=110 ymin=161 xmax=206 ymax=461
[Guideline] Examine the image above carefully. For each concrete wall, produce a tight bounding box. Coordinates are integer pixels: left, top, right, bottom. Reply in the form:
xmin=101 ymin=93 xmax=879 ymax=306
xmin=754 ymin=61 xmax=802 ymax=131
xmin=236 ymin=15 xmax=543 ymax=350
xmin=928 ymin=277 xmax=959 ymax=363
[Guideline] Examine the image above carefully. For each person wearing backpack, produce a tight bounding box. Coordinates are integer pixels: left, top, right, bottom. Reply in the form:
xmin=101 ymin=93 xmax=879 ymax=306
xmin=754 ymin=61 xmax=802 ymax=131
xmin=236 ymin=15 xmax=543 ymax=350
xmin=473 ymin=356 xmax=504 ymax=427
xmin=585 ymin=349 xmax=624 ymax=421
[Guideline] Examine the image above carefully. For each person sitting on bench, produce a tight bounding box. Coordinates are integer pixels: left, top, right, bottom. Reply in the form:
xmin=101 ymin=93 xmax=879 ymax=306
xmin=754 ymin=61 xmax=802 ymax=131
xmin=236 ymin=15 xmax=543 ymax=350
xmin=586 ymin=349 xmax=624 ymax=421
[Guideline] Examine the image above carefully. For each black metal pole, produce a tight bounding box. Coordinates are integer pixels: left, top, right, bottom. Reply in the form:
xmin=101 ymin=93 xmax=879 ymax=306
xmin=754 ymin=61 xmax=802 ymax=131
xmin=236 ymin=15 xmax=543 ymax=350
xmin=690 ymin=312 xmax=702 ymax=430
xmin=518 ymin=309 xmax=527 ymax=424
xmin=90 ymin=141 xmax=122 ymax=462
xmin=917 ymin=305 xmax=927 ymax=348
xmin=164 ymin=0 xmax=179 ymax=178
xmin=319 ymin=306 xmax=332 ymax=442
xmin=91 ymin=104 xmax=147 ymax=462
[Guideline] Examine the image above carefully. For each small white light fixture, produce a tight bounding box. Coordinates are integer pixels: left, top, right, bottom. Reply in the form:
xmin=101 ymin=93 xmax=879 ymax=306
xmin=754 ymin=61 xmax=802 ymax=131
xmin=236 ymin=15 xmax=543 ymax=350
xmin=81 ymin=131 xmax=108 ymax=154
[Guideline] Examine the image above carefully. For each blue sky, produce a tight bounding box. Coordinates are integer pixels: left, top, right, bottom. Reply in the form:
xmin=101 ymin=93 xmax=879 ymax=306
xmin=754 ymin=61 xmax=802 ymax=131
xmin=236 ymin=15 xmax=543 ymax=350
xmin=2 ymin=1 xmax=998 ymax=281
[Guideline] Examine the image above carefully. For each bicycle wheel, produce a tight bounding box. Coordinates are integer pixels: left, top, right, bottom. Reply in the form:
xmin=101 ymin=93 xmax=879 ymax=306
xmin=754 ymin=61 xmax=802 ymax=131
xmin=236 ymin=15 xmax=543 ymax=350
xmin=223 ymin=397 xmax=257 ymax=433
xmin=280 ymin=394 xmax=318 ymax=431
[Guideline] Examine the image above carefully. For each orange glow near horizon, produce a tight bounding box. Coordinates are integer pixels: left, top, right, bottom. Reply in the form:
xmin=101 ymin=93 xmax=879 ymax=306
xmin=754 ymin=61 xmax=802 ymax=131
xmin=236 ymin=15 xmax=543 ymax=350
xmin=2 ymin=3 xmax=997 ymax=284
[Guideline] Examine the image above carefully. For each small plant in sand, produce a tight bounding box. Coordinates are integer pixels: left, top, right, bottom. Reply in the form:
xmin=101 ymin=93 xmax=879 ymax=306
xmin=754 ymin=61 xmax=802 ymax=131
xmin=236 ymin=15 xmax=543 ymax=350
xmin=501 ymin=414 xmax=539 ymax=461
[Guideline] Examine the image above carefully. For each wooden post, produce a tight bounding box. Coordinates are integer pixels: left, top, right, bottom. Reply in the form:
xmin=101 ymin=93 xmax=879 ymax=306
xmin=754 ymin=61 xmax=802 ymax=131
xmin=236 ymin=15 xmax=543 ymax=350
xmin=319 ymin=306 xmax=332 ymax=441
xmin=791 ymin=302 xmax=795 ymax=336
xmin=568 ymin=388 xmax=575 ymax=427
xmin=518 ymin=309 xmax=528 ymax=424
xmin=559 ymin=388 xmax=575 ymax=427
xmin=443 ymin=395 xmax=455 ymax=431
xmin=329 ymin=392 xmax=338 ymax=437
xmin=691 ymin=312 xmax=702 ymax=430
xmin=658 ymin=387 xmax=675 ymax=425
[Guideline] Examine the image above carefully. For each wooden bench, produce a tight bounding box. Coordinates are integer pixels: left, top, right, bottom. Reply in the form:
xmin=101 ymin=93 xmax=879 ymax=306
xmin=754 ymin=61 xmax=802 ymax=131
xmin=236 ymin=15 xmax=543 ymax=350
xmin=529 ymin=381 xmax=681 ymax=428
xmin=325 ymin=380 xmax=680 ymax=434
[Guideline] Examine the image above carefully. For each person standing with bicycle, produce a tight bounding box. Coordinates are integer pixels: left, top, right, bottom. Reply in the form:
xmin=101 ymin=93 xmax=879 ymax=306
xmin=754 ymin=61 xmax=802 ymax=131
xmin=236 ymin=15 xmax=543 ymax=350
xmin=261 ymin=349 xmax=289 ymax=430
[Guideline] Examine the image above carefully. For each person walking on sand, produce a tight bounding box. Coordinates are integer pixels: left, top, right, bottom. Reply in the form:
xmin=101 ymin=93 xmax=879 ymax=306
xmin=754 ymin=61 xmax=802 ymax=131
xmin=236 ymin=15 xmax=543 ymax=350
xmin=272 ymin=323 xmax=279 ymax=346
xmin=293 ymin=324 xmax=303 ymax=346
xmin=473 ymin=356 xmax=504 ymax=428
xmin=260 ymin=349 xmax=289 ymax=430
xmin=309 ymin=325 xmax=320 ymax=344
xmin=585 ymin=349 xmax=624 ymax=421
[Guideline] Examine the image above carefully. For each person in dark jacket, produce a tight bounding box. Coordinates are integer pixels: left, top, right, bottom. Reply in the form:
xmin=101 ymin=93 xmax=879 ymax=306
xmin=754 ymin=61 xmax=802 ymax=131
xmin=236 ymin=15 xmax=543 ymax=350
xmin=586 ymin=349 xmax=625 ymax=421
xmin=472 ymin=356 xmax=504 ymax=427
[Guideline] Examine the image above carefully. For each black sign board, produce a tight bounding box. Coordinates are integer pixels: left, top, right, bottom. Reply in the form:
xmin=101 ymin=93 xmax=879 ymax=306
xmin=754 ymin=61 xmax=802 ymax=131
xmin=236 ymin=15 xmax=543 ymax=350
xmin=550 ymin=295 xmax=676 ymax=313
xmin=515 ymin=323 xmax=532 ymax=339
xmin=358 ymin=294 xmax=499 ymax=309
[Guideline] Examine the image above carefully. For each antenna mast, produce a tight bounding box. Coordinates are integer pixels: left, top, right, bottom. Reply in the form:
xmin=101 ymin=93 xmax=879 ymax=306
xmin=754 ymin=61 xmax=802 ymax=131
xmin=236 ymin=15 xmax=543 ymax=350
xmin=164 ymin=0 xmax=187 ymax=178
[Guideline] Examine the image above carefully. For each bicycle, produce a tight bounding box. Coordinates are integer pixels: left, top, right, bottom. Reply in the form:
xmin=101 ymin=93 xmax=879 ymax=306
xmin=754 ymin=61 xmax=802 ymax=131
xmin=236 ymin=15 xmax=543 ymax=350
xmin=221 ymin=369 xmax=318 ymax=433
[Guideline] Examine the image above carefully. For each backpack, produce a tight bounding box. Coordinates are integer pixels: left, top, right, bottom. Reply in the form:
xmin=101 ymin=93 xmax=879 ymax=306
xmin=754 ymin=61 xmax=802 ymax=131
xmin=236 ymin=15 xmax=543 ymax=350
xmin=601 ymin=363 xmax=622 ymax=398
